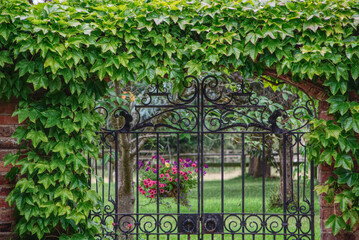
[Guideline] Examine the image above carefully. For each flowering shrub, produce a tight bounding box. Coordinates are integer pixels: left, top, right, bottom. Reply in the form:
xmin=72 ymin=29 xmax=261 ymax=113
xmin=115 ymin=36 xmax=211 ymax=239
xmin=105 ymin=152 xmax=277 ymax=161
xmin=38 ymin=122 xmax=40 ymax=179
xmin=138 ymin=156 xmax=208 ymax=206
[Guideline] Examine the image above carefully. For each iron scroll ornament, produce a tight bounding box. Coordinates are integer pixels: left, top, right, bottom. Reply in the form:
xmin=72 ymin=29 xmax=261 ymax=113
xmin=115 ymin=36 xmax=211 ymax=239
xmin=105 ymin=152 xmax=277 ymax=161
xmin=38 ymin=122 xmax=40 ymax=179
xmin=94 ymin=75 xmax=314 ymax=133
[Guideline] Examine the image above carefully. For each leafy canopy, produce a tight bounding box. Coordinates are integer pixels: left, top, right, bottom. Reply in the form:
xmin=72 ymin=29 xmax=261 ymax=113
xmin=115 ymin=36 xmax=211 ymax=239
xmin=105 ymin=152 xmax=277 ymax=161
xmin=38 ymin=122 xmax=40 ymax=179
xmin=0 ymin=0 xmax=359 ymax=238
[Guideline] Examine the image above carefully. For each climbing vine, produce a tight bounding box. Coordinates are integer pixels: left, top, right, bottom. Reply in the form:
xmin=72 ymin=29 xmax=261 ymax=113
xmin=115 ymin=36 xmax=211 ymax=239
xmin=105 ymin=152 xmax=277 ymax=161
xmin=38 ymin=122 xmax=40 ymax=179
xmin=0 ymin=0 xmax=359 ymax=238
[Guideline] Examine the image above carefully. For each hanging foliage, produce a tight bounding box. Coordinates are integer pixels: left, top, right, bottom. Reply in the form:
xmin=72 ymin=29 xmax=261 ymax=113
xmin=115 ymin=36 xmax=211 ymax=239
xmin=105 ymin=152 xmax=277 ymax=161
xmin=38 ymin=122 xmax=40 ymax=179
xmin=0 ymin=0 xmax=359 ymax=238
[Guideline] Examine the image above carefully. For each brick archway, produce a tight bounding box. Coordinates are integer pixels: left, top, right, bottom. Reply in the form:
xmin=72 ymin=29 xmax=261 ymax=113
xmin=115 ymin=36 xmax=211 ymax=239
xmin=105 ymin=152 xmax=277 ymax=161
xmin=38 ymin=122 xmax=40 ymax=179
xmin=0 ymin=75 xmax=358 ymax=240
xmin=259 ymin=69 xmax=359 ymax=240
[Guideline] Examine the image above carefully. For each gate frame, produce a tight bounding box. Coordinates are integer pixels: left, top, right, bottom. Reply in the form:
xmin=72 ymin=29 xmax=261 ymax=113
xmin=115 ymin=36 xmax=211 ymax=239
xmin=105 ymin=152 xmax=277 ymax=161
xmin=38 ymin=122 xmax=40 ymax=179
xmin=89 ymin=75 xmax=316 ymax=240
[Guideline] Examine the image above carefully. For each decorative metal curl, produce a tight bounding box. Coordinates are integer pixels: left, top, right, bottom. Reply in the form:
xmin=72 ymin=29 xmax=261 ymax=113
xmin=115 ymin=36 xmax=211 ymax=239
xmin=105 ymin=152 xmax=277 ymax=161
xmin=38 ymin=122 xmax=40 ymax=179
xmin=112 ymin=108 xmax=133 ymax=132
xmin=203 ymin=108 xmax=269 ymax=132
xmin=117 ymin=215 xmax=136 ymax=233
xmin=265 ymin=215 xmax=284 ymax=233
xmin=138 ymin=215 xmax=157 ymax=233
xmin=159 ymin=215 xmax=177 ymax=233
xmin=224 ymin=215 xmax=242 ymax=233
xmin=244 ymin=215 xmax=263 ymax=233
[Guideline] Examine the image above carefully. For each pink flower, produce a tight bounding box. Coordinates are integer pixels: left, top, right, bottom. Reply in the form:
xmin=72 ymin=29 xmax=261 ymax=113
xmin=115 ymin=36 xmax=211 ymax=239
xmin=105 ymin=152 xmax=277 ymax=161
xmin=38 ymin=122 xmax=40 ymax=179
xmin=150 ymin=194 xmax=155 ymax=199
xmin=127 ymin=223 xmax=133 ymax=229
xmin=175 ymin=178 xmax=178 ymax=182
xmin=184 ymin=176 xmax=189 ymax=180
xmin=160 ymin=189 xmax=165 ymax=193
xmin=173 ymin=170 xmax=177 ymax=175
xmin=188 ymin=171 xmax=192 ymax=174
xmin=192 ymin=163 xmax=197 ymax=167
xmin=160 ymin=174 xmax=164 ymax=178
xmin=180 ymin=171 xmax=184 ymax=175
xmin=166 ymin=173 xmax=170 ymax=178
xmin=169 ymin=178 xmax=173 ymax=182
xmin=148 ymin=183 xmax=153 ymax=187
xmin=141 ymin=191 xmax=145 ymax=195
xmin=153 ymin=190 xmax=157 ymax=194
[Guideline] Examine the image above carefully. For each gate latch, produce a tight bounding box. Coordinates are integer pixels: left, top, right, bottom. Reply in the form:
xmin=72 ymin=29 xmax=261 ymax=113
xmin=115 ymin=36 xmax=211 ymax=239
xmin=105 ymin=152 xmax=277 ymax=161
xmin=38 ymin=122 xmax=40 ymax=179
xmin=202 ymin=214 xmax=223 ymax=234
xmin=178 ymin=214 xmax=198 ymax=234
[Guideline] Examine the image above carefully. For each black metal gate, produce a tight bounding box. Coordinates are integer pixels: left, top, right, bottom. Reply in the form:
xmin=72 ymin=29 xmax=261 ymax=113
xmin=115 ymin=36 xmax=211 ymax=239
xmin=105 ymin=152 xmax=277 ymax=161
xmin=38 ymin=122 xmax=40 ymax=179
xmin=89 ymin=75 xmax=315 ymax=240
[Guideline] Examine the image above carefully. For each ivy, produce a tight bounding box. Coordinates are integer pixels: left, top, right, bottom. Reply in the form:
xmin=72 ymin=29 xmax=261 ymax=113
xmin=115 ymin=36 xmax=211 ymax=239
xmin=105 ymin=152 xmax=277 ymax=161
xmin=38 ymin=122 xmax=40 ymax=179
xmin=0 ymin=0 xmax=359 ymax=238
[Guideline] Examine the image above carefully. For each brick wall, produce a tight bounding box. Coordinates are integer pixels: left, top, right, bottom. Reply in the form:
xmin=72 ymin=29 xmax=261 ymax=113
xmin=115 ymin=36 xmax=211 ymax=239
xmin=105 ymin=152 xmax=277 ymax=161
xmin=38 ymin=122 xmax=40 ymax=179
xmin=0 ymin=99 xmax=18 ymax=240
xmin=318 ymin=101 xmax=359 ymax=240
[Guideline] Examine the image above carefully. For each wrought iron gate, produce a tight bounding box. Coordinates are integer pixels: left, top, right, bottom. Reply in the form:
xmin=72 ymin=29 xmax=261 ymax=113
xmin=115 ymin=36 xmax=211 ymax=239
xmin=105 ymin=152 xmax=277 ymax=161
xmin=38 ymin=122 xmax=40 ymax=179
xmin=88 ymin=75 xmax=315 ymax=240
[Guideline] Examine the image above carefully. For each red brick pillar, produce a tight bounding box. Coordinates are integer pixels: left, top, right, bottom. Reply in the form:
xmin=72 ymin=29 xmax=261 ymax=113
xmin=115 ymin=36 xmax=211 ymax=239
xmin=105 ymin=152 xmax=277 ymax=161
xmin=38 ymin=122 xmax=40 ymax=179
xmin=0 ymin=99 xmax=19 ymax=240
xmin=318 ymin=101 xmax=359 ymax=240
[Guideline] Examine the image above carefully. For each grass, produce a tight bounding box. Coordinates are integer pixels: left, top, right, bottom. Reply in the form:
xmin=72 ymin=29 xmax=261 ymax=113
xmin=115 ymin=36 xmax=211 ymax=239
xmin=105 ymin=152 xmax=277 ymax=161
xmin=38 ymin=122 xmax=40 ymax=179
xmin=93 ymin=174 xmax=320 ymax=240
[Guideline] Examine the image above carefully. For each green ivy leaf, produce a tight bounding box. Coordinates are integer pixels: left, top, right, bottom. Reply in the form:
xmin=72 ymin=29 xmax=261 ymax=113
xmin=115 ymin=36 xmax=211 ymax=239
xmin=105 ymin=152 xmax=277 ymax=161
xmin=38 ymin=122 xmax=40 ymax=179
xmin=44 ymin=55 xmax=65 ymax=74
xmin=343 ymin=210 xmax=359 ymax=228
xmin=0 ymin=51 xmax=12 ymax=67
xmin=53 ymin=142 xmax=73 ymax=159
xmin=27 ymin=74 xmax=48 ymax=91
xmin=26 ymin=130 xmax=48 ymax=147
xmin=335 ymin=153 xmax=353 ymax=170
xmin=15 ymin=59 xmax=35 ymax=77
xmin=54 ymin=188 xmax=74 ymax=205
xmin=344 ymin=114 xmax=359 ymax=133
xmin=319 ymin=149 xmax=337 ymax=165
xmin=326 ymin=124 xmax=341 ymax=140
xmin=325 ymin=215 xmax=347 ymax=235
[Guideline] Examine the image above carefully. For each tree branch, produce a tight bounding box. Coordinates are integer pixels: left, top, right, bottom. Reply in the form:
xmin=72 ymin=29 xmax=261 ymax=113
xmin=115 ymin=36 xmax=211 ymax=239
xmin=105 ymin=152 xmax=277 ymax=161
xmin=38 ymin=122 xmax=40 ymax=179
xmin=260 ymin=68 xmax=328 ymax=101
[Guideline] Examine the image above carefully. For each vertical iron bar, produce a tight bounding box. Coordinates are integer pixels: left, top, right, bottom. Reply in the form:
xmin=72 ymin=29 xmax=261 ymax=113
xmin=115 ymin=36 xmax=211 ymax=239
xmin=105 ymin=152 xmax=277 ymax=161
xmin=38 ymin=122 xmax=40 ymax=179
xmin=241 ymin=133 xmax=245 ymax=240
xmin=297 ymin=134 xmax=300 ymax=238
xmin=102 ymin=141 xmax=105 ymax=205
xmin=198 ymin=79 xmax=202 ymax=240
xmin=262 ymin=134 xmax=266 ymax=240
xmin=283 ymin=134 xmax=287 ymax=240
xmin=310 ymin=146 xmax=315 ymax=240
xmin=177 ymin=133 xmax=180 ymax=240
xmin=95 ymin=147 xmax=99 ymax=193
xmin=114 ymin=133 xmax=119 ymax=240
xmin=156 ymin=133 xmax=160 ymax=240
xmin=136 ymin=134 xmax=139 ymax=240
xmin=177 ymin=133 xmax=180 ymax=211
xmin=108 ymin=145 xmax=112 ymax=200
xmin=221 ymin=133 xmax=224 ymax=213
xmin=101 ymin=137 xmax=105 ymax=238
xmin=87 ymin=153 xmax=91 ymax=188
xmin=290 ymin=137 xmax=294 ymax=202
xmin=221 ymin=133 xmax=224 ymax=240
xmin=87 ymin=152 xmax=91 ymax=220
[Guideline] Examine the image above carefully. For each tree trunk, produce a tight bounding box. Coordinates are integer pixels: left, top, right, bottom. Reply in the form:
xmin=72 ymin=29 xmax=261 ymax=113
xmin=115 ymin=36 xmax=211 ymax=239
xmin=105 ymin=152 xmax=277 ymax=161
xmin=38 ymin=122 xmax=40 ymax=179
xmin=111 ymin=82 xmax=135 ymax=236
xmin=248 ymin=137 xmax=272 ymax=178
xmin=117 ymin=133 xmax=135 ymax=235
xmin=278 ymin=134 xmax=293 ymax=205
xmin=248 ymin=156 xmax=261 ymax=178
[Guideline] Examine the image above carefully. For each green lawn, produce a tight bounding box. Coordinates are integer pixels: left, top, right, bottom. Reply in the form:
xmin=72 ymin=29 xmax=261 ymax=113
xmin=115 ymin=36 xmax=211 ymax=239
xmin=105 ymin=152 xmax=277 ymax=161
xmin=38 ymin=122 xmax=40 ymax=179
xmin=93 ymin=175 xmax=320 ymax=240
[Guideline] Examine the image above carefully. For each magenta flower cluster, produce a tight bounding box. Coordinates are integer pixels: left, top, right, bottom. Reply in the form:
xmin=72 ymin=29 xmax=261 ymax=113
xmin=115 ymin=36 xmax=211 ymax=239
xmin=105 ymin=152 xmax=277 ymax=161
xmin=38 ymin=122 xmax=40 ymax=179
xmin=138 ymin=155 xmax=208 ymax=203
